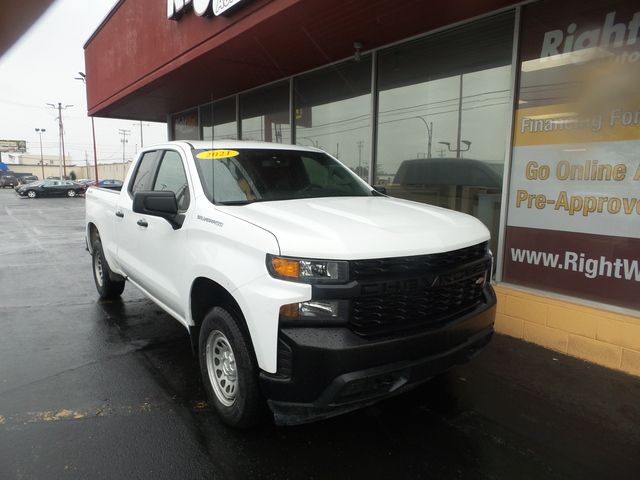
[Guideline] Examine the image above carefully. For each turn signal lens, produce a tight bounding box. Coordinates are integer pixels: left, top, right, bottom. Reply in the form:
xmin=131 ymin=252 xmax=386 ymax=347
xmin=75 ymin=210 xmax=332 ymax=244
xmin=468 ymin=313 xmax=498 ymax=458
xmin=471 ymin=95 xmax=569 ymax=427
xmin=271 ymin=257 xmax=300 ymax=279
xmin=279 ymin=303 xmax=299 ymax=318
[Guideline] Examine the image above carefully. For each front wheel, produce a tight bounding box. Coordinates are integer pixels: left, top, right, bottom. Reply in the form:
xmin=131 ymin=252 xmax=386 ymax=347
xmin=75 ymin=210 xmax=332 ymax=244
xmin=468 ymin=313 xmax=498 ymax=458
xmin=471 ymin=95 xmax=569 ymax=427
xmin=199 ymin=307 xmax=265 ymax=428
xmin=27 ymin=190 xmax=37 ymax=198
xmin=67 ymin=189 xmax=76 ymax=197
xmin=91 ymin=240 xmax=125 ymax=299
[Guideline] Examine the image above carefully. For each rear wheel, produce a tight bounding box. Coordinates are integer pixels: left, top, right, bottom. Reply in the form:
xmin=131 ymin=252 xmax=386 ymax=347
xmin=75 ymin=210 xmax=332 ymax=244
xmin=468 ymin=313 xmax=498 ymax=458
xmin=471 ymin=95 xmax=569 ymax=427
xmin=199 ymin=307 xmax=265 ymax=428
xmin=91 ymin=240 xmax=125 ymax=299
xmin=27 ymin=190 xmax=36 ymax=198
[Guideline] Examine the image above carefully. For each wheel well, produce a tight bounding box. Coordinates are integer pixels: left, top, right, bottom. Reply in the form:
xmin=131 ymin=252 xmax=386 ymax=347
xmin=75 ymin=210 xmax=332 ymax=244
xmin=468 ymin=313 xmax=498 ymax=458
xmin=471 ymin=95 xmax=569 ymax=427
xmin=190 ymin=277 xmax=248 ymax=353
xmin=87 ymin=223 xmax=99 ymax=252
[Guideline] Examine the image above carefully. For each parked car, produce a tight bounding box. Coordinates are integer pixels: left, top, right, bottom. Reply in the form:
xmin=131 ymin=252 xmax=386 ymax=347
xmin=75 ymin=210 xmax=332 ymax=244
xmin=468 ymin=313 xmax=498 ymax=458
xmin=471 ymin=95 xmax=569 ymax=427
xmin=97 ymin=179 xmax=123 ymax=190
xmin=16 ymin=179 xmax=86 ymax=198
xmin=0 ymin=175 xmax=19 ymax=188
xmin=17 ymin=175 xmax=39 ymax=186
xmin=86 ymin=141 xmax=496 ymax=428
xmin=76 ymin=179 xmax=97 ymax=189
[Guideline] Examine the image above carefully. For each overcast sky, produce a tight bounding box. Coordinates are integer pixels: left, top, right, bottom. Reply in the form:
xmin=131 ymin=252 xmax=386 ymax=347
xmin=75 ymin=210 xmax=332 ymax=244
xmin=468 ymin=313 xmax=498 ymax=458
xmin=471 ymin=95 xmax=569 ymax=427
xmin=0 ymin=0 xmax=167 ymax=166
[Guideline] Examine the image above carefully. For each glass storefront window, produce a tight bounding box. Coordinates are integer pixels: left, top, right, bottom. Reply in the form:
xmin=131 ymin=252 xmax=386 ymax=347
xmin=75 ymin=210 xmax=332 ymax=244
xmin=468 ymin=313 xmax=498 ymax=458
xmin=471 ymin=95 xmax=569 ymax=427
xmin=376 ymin=13 xmax=514 ymax=254
xmin=200 ymin=97 xmax=237 ymax=141
xmin=240 ymin=81 xmax=290 ymax=143
xmin=172 ymin=109 xmax=199 ymax=140
xmin=503 ymin=0 xmax=640 ymax=310
xmin=294 ymin=56 xmax=372 ymax=180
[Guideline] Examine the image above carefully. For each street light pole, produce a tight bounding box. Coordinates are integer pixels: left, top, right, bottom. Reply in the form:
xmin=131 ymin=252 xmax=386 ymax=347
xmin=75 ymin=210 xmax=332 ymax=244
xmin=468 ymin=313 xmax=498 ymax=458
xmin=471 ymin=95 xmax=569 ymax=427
xmin=413 ymin=117 xmax=433 ymax=158
xmin=91 ymin=117 xmax=99 ymax=184
xmin=75 ymin=73 xmax=100 ymax=184
xmin=438 ymin=140 xmax=472 ymax=158
xmin=35 ymin=128 xmax=46 ymax=179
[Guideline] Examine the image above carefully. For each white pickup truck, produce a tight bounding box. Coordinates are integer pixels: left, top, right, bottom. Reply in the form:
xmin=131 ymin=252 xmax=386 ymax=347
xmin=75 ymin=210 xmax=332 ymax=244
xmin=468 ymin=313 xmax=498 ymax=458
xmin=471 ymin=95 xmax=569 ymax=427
xmin=85 ymin=140 xmax=496 ymax=427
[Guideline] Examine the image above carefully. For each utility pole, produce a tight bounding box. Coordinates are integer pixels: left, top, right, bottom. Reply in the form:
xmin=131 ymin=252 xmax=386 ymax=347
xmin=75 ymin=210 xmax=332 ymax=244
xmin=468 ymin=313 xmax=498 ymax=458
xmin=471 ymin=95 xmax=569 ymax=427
xmin=119 ymin=129 xmax=131 ymax=180
xmin=35 ymin=128 xmax=46 ymax=179
xmin=47 ymin=102 xmax=73 ymax=178
xmin=133 ymin=120 xmax=150 ymax=149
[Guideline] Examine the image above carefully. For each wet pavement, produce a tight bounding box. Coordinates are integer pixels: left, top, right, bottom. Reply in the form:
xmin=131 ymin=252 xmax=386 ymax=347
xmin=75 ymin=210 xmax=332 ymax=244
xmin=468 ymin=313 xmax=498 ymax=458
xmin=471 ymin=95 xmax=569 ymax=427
xmin=1 ymin=188 xmax=639 ymax=480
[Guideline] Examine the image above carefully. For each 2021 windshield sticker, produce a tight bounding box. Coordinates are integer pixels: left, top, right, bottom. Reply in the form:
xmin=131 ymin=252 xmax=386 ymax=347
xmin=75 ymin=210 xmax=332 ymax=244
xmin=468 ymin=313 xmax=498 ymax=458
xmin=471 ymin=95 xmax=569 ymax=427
xmin=196 ymin=150 xmax=239 ymax=159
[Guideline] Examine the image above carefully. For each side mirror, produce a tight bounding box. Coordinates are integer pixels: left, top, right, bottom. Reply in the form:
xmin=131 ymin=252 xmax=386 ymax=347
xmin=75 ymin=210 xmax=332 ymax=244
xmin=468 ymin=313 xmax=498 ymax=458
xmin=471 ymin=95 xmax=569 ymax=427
xmin=133 ymin=191 xmax=184 ymax=229
xmin=372 ymin=185 xmax=387 ymax=195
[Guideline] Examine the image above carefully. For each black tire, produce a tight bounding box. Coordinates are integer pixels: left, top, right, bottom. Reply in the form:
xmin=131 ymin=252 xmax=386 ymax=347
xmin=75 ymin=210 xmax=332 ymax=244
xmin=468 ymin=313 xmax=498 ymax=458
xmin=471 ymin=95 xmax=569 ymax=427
xmin=199 ymin=307 xmax=265 ymax=428
xmin=27 ymin=190 xmax=37 ymax=198
xmin=67 ymin=189 xmax=76 ymax=197
xmin=91 ymin=240 xmax=125 ymax=299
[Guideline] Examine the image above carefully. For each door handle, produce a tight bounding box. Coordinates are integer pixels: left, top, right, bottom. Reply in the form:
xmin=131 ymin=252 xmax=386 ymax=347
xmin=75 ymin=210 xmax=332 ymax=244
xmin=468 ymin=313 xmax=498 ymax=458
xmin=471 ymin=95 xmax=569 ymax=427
xmin=115 ymin=210 xmax=124 ymax=218
xmin=137 ymin=219 xmax=148 ymax=228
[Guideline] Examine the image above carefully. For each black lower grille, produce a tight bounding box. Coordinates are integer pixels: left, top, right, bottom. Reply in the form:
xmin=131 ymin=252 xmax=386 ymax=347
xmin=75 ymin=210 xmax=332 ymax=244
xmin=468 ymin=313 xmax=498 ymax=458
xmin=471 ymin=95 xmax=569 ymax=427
xmin=349 ymin=250 xmax=490 ymax=337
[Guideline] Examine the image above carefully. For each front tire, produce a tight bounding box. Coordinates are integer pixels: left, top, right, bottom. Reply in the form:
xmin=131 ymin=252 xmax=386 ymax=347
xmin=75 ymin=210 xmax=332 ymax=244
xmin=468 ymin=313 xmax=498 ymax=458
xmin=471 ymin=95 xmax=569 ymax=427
xmin=27 ymin=190 xmax=37 ymax=198
xmin=199 ymin=307 xmax=265 ymax=428
xmin=91 ymin=240 xmax=125 ymax=299
xmin=67 ymin=189 xmax=76 ymax=197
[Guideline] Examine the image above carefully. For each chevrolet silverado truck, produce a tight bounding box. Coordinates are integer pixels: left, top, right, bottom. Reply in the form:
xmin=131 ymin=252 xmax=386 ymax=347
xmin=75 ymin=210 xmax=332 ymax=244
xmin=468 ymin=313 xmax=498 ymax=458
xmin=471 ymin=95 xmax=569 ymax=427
xmin=85 ymin=141 xmax=496 ymax=428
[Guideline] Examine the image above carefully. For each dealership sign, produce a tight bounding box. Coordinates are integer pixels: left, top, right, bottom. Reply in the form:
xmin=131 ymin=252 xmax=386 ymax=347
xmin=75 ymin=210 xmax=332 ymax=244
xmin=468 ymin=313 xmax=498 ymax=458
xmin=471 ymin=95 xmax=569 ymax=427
xmin=0 ymin=140 xmax=26 ymax=153
xmin=168 ymin=0 xmax=247 ymax=19
xmin=503 ymin=0 xmax=640 ymax=310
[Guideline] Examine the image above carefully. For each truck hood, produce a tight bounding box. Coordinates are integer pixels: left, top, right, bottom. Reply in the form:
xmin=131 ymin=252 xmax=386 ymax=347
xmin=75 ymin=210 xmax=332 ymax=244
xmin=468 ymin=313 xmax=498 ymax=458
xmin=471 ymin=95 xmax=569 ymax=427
xmin=217 ymin=196 xmax=490 ymax=259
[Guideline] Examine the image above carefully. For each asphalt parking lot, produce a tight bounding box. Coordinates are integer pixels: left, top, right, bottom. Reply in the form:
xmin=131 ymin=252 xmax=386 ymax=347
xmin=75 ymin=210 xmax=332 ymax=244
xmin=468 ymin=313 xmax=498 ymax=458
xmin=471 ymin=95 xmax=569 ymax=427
xmin=1 ymin=188 xmax=639 ymax=480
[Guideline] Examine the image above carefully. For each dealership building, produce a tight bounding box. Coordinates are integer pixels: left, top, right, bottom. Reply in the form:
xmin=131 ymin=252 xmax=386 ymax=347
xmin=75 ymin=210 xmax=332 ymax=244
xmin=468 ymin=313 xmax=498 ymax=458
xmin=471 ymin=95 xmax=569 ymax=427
xmin=84 ymin=0 xmax=640 ymax=375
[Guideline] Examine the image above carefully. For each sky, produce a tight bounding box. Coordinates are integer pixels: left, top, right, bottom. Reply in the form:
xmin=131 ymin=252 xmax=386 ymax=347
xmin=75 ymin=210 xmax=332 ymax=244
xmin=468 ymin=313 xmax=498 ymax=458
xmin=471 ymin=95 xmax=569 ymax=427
xmin=0 ymin=0 xmax=167 ymax=166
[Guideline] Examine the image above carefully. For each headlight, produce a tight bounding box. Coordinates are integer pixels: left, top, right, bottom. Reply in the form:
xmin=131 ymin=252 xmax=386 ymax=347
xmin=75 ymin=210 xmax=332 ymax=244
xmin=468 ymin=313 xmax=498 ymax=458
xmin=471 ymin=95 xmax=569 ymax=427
xmin=267 ymin=254 xmax=348 ymax=284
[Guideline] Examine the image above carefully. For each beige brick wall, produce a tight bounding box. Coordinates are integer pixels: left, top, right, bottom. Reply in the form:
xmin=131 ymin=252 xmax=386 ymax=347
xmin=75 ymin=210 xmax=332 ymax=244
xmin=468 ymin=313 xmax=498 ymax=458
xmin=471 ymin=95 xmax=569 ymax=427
xmin=7 ymin=162 xmax=133 ymax=181
xmin=494 ymin=284 xmax=640 ymax=377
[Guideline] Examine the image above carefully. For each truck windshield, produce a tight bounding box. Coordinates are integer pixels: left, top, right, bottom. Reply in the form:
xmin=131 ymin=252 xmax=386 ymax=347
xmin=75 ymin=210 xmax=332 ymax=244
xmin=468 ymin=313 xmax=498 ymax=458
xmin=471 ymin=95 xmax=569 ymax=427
xmin=193 ymin=148 xmax=373 ymax=205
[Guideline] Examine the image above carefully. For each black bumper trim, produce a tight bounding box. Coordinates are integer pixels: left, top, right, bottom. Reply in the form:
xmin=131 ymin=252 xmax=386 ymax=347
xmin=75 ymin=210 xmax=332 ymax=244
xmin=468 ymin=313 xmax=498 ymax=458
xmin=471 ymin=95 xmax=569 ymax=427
xmin=260 ymin=287 xmax=496 ymax=425
xmin=266 ymin=327 xmax=493 ymax=425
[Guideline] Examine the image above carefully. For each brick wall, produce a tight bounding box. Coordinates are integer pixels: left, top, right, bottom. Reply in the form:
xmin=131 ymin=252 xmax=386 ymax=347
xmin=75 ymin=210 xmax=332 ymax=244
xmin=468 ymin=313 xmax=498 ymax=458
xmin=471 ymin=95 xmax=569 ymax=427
xmin=494 ymin=284 xmax=640 ymax=376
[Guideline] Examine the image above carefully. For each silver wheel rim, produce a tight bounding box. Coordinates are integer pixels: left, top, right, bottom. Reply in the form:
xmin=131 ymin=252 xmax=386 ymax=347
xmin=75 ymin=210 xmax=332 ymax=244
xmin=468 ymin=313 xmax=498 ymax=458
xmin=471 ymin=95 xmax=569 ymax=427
xmin=94 ymin=252 xmax=104 ymax=287
xmin=68 ymin=190 xmax=76 ymax=197
xmin=28 ymin=191 xmax=36 ymax=198
xmin=206 ymin=330 xmax=237 ymax=406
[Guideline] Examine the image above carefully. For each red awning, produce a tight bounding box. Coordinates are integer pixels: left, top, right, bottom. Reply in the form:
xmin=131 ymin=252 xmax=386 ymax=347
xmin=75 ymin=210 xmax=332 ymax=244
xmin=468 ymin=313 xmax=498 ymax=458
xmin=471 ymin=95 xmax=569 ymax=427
xmin=84 ymin=0 xmax=518 ymax=122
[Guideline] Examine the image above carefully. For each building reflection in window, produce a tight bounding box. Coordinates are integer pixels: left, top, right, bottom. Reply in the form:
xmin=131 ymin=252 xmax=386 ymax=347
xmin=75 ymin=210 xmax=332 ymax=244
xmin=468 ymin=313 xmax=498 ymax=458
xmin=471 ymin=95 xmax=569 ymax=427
xmin=376 ymin=13 xmax=514 ymax=253
xmin=173 ymin=109 xmax=199 ymax=140
xmin=240 ymin=81 xmax=290 ymax=143
xmin=294 ymin=56 xmax=372 ymax=180
xmin=200 ymin=97 xmax=237 ymax=141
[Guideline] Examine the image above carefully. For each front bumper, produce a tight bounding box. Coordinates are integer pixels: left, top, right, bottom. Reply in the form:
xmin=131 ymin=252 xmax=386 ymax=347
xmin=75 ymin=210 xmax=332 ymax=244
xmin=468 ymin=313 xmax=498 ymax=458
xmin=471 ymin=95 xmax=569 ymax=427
xmin=260 ymin=286 xmax=496 ymax=425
